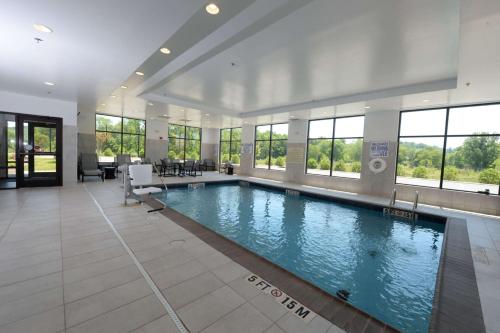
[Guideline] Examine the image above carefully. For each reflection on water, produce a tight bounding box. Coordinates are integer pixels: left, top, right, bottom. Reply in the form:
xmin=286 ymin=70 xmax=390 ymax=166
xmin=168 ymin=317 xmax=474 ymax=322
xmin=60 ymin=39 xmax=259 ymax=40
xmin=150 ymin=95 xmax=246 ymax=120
xmin=156 ymin=184 xmax=444 ymax=333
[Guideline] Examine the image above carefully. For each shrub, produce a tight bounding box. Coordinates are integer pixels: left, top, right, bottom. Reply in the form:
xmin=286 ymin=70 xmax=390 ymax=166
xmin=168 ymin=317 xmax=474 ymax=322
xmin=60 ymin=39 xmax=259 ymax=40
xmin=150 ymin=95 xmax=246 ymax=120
xmin=351 ymin=161 xmax=361 ymax=173
xmin=167 ymin=151 xmax=177 ymax=159
xmin=103 ymin=148 xmax=114 ymax=157
xmin=334 ymin=160 xmax=346 ymax=171
xmin=307 ymin=158 xmax=318 ymax=169
xmin=443 ymin=166 xmax=458 ymax=181
xmin=319 ymin=157 xmax=330 ymax=170
xmin=275 ymin=156 xmax=286 ymax=167
xmin=412 ymin=166 xmax=428 ymax=178
xmin=397 ymin=164 xmax=410 ymax=176
xmin=479 ymin=168 xmax=500 ymax=184
xmin=232 ymin=155 xmax=240 ymax=164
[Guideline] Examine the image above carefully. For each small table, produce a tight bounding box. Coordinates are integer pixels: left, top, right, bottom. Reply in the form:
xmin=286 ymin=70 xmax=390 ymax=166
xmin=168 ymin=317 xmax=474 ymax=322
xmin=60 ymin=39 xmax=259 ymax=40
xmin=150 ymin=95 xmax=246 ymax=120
xmin=104 ymin=167 xmax=116 ymax=179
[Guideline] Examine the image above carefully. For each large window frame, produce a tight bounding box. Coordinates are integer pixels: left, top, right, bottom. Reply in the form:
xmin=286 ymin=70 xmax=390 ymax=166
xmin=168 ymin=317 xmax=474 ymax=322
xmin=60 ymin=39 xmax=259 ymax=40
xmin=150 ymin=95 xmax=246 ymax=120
xmin=305 ymin=115 xmax=364 ymax=178
xmin=95 ymin=114 xmax=146 ymax=162
xmin=396 ymin=103 xmax=500 ymax=195
xmin=168 ymin=124 xmax=202 ymax=161
xmin=219 ymin=127 xmax=241 ymax=165
xmin=253 ymin=123 xmax=288 ymax=171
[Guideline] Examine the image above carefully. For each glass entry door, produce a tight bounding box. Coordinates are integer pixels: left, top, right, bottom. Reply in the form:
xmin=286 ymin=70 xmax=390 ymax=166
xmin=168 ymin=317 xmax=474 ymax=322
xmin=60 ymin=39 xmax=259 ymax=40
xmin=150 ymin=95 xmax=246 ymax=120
xmin=16 ymin=115 xmax=62 ymax=187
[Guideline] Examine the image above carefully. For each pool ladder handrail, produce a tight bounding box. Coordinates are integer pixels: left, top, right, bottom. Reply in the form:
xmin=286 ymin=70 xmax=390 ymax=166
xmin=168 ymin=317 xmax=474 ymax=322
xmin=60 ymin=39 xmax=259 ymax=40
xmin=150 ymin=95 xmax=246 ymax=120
xmin=389 ymin=188 xmax=397 ymax=207
xmin=412 ymin=191 xmax=419 ymax=211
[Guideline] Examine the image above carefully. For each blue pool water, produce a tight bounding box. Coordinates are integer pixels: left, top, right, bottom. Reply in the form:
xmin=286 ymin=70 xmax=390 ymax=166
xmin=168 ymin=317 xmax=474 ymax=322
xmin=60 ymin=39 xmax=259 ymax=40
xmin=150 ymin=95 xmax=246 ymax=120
xmin=155 ymin=183 xmax=444 ymax=332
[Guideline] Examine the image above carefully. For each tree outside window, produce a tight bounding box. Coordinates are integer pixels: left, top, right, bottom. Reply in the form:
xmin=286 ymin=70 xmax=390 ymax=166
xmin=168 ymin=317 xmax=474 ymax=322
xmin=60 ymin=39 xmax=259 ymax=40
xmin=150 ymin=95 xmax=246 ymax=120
xmin=254 ymin=124 xmax=288 ymax=170
xmin=306 ymin=116 xmax=364 ymax=178
xmin=168 ymin=124 xmax=201 ymax=161
xmin=397 ymin=105 xmax=500 ymax=194
xmin=95 ymin=114 xmax=145 ymax=162
xmin=220 ymin=128 xmax=241 ymax=164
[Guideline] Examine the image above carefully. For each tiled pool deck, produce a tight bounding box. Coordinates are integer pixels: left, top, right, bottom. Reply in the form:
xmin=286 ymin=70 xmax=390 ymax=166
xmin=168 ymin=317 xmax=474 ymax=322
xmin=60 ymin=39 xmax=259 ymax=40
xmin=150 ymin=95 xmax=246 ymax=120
xmin=0 ymin=172 xmax=499 ymax=333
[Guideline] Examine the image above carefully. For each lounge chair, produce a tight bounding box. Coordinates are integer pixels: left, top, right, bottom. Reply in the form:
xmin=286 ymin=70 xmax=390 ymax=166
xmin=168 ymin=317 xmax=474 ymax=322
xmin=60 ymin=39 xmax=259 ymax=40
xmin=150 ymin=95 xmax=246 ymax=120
xmin=80 ymin=153 xmax=104 ymax=182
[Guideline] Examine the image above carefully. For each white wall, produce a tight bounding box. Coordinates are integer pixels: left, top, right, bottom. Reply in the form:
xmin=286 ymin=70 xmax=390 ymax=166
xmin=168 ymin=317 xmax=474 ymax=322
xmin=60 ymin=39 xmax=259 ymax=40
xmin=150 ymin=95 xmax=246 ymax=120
xmin=0 ymin=90 xmax=78 ymax=185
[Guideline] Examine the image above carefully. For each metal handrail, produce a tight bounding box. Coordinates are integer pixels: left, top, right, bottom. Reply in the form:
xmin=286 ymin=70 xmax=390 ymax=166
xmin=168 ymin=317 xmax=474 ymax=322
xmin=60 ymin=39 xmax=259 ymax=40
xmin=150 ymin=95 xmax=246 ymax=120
xmin=413 ymin=191 xmax=419 ymax=211
xmin=389 ymin=188 xmax=397 ymax=207
xmin=152 ymin=163 xmax=168 ymax=191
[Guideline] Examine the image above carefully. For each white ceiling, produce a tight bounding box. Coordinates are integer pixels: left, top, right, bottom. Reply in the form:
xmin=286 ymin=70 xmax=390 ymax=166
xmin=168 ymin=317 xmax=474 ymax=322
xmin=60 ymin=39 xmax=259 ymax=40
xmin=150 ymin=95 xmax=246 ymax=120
xmin=0 ymin=0 xmax=205 ymax=104
xmin=2 ymin=0 xmax=500 ymax=128
xmin=153 ymin=0 xmax=460 ymax=114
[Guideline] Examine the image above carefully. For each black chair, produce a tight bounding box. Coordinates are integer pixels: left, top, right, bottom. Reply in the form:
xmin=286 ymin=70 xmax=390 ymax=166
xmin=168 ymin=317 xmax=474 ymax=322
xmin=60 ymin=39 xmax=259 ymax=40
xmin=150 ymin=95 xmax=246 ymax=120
xmin=184 ymin=160 xmax=197 ymax=177
xmin=161 ymin=158 xmax=176 ymax=176
xmin=203 ymin=159 xmax=216 ymax=171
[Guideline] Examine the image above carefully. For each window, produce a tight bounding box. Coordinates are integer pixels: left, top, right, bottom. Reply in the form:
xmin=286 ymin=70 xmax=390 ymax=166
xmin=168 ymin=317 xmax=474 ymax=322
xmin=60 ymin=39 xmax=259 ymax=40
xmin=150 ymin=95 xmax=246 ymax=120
xmin=397 ymin=104 xmax=500 ymax=194
xmin=168 ymin=124 xmax=201 ymax=161
xmin=254 ymin=123 xmax=288 ymax=170
xmin=96 ymin=114 xmax=145 ymax=162
xmin=306 ymin=116 xmax=364 ymax=178
xmin=220 ymin=128 xmax=241 ymax=164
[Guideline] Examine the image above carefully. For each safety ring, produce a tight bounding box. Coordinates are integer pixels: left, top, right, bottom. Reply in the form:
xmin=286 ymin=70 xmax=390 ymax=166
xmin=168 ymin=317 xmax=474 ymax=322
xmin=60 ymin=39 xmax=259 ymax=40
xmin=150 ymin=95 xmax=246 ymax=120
xmin=368 ymin=158 xmax=387 ymax=174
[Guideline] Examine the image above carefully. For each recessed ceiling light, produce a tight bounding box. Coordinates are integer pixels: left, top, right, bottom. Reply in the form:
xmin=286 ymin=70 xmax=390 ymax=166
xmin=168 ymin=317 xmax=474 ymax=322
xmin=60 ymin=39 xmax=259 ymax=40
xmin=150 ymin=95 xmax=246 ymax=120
xmin=364 ymin=106 xmax=371 ymax=109
xmin=147 ymin=102 xmax=154 ymax=106
xmin=423 ymin=99 xmax=430 ymax=102
xmin=44 ymin=81 xmax=55 ymax=86
xmin=33 ymin=23 xmax=53 ymax=33
xmin=101 ymin=103 xmax=106 ymax=106
xmin=120 ymin=85 xmax=128 ymax=89
xmin=205 ymin=3 xmax=220 ymax=15
xmin=135 ymin=71 xmax=144 ymax=76
xmin=160 ymin=47 xmax=171 ymax=55
xmin=110 ymin=95 xmax=116 ymax=98
xmin=205 ymin=113 xmax=209 ymax=116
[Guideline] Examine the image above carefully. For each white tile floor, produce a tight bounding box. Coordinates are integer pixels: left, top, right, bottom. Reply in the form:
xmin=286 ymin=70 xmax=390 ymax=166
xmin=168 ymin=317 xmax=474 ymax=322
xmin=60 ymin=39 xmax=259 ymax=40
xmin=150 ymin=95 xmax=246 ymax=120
xmin=0 ymin=172 xmax=499 ymax=333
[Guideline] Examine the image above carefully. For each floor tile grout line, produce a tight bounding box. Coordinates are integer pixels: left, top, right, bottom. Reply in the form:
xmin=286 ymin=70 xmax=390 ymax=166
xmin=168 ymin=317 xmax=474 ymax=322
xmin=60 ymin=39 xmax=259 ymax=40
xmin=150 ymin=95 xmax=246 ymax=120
xmin=0 ymin=191 xmax=29 ymax=245
xmin=64 ymin=274 xmax=145 ymax=305
xmin=58 ymin=189 xmax=68 ymax=333
xmin=0 ymin=266 xmax=63 ymax=289
xmin=83 ymin=184 xmax=189 ymax=333
xmin=64 ymin=293 xmax=154 ymax=330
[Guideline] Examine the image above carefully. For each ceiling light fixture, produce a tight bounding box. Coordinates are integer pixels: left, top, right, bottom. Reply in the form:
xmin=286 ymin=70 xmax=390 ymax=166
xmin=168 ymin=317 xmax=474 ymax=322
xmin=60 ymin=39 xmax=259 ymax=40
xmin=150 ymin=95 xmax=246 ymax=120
xmin=423 ymin=99 xmax=430 ymax=102
xmin=120 ymin=85 xmax=128 ymax=89
xmin=110 ymin=95 xmax=116 ymax=98
xmin=205 ymin=3 xmax=220 ymax=15
xmin=364 ymin=106 xmax=371 ymax=109
xmin=44 ymin=81 xmax=55 ymax=86
xmin=33 ymin=23 xmax=53 ymax=33
xmin=205 ymin=113 xmax=209 ymax=116
xmin=135 ymin=71 xmax=144 ymax=76
xmin=101 ymin=103 xmax=106 ymax=106
xmin=148 ymin=102 xmax=154 ymax=106
xmin=160 ymin=47 xmax=171 ymax=55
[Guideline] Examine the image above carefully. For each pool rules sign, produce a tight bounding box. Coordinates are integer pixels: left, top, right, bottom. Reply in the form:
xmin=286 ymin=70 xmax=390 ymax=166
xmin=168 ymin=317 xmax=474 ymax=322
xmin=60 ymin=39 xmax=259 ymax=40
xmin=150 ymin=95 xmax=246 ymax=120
xmin=245 ymin=274 xmax=316 ymax=323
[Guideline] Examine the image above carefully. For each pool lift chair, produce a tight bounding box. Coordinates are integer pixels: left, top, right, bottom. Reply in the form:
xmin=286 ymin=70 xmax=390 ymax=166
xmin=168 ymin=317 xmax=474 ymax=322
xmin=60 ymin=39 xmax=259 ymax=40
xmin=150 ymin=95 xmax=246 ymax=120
xmin=124 ymin=164 xmax=168 ymax=213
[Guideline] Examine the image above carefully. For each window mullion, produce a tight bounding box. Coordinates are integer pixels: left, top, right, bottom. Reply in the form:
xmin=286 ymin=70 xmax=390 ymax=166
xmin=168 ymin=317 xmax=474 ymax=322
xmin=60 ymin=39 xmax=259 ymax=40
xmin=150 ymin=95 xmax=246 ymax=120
xmin=439 ymin=108 xmax=450 ymax=189
xmin=330 ymin=119 xmax=336 ymax=177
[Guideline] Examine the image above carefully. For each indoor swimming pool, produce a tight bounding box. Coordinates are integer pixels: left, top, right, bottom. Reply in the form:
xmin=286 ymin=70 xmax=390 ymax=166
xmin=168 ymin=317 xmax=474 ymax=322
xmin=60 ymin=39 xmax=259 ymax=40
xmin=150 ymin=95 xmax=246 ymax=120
xmin=155 ymin=182 xmax=445 ymax=332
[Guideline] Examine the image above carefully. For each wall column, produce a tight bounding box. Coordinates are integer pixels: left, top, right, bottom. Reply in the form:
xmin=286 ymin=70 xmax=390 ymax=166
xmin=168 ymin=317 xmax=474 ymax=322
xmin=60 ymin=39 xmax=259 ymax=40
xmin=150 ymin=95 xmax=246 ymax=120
xmin=360 ymin=110 xmax=400 ymax=197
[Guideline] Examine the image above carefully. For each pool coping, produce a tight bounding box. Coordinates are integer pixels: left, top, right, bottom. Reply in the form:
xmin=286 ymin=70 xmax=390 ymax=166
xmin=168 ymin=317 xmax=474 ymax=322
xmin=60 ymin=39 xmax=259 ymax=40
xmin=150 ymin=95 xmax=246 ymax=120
xmin=146 ymin=180 xmax=485 ymax=333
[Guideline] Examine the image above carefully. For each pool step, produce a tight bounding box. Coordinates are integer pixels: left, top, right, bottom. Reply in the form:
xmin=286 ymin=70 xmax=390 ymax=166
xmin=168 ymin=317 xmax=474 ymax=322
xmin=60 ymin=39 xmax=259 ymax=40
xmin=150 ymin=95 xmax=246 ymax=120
xmin=286 ymin=189 xmax=300 ymax=196
xmin=188 ymin=183 xmax=205 ymax=190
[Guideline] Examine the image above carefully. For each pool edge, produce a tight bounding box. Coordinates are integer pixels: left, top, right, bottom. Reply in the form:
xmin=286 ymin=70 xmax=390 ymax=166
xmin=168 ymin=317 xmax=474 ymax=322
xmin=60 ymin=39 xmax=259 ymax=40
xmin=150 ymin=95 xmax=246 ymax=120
xmin=147 ymin=181 xmax=485 ymax=333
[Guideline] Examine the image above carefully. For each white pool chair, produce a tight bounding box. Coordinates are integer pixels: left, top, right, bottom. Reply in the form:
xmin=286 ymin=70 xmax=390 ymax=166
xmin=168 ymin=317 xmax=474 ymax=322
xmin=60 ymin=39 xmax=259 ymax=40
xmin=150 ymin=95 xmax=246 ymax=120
xmin=125 ymin=164 xmax=163 ymax=206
